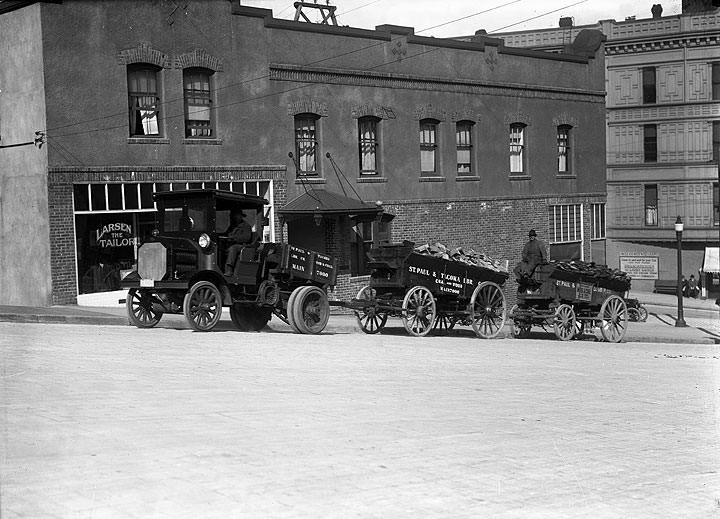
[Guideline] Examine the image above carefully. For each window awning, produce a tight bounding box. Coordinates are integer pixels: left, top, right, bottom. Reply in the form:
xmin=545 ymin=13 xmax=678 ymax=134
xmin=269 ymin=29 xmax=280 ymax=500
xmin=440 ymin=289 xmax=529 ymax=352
xmin=278 ymin=188 xmax=393 ymax=223
xmin=702 ymin=247 xmax=720 ymax=273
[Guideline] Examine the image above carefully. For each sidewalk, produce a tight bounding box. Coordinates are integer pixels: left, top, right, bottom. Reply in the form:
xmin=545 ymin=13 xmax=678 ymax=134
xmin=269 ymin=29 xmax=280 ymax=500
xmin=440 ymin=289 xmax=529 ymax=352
xmin=629 ymin=289 xmax=719 ymax=312
xmin=0 ymin=295 xmax=717 ymax=344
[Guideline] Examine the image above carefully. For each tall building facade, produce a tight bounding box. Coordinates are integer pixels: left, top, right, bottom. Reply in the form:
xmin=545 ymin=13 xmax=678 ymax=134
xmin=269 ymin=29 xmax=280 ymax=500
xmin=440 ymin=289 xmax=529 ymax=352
xmin=492 ymin=2 xmax=720 ymax=293
xmin=0 ymin=0 xmax=606 ymax=306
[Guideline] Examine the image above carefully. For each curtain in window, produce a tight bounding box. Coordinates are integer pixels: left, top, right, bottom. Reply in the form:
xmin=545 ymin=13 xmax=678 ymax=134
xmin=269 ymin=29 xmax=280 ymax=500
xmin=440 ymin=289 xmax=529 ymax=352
xmin=420 ymin=120 xmax=437 ymax=175
xmin=295 ymin=116 xmax=317 ymax=175
xmin=510 ymin=124 xmax=525 ymax=173
xmin=359 ymin=118 xmax=378 ymax=175
xmin=128 ymin=66 xmax=160 ymax=136
xmin=456 ymin=122 xmax=473 ymax=175
xmin=557 ymin=125 xmax=571 ymax=173
xmin=184 ymin=69 xmax=213 ymax=137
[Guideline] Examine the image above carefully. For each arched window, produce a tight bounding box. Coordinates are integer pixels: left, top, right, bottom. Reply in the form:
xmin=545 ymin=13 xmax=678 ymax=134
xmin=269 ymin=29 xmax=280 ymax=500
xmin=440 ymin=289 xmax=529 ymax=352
xmin=127 ymin=64 xmax=161 ymax=137
xmin=420 ymin=119 xmax=439 ymax=176
xmin=456 ymin=120 xmax=474 ymax=175
xmin=183 ymin=68 xmax=214 ymax=138
xmin=557 ymin=124 xmax=572 ymax=174
xmin=509 ymin=123 xmax=526 ymax=174
xmin=358 ymin=116 xmax=380 ymax=175
xmin=294 ymin=113 xmax=320 ymax=176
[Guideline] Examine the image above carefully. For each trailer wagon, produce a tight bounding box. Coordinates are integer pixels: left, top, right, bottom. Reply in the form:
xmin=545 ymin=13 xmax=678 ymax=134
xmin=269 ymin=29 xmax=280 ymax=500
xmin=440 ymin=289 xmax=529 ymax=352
xmin=510 ymin=263 xmax=630 ymax=342
xmin=345 ymin=242 xmax=509 ymax=338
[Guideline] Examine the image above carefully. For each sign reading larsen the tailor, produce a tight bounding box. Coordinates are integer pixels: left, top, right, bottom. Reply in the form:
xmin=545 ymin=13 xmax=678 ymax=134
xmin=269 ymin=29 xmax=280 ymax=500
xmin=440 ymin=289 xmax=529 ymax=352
xmin=94 ymin=222 xmax=137 ymax=248
xmin=619 ymin=256 xmax=659 ymax=280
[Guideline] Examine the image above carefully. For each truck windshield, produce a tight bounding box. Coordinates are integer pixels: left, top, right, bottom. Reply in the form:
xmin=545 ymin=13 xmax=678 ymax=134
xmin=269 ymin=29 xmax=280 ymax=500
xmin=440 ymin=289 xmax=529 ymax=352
xmin=161 ymin=199 xmax=209 ymax=232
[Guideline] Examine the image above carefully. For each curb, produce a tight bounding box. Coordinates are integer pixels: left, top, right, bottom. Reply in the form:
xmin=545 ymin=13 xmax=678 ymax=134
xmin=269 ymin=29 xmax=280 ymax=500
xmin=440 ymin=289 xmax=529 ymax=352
xmin=0 ymin=312 xmax=128 ymax=326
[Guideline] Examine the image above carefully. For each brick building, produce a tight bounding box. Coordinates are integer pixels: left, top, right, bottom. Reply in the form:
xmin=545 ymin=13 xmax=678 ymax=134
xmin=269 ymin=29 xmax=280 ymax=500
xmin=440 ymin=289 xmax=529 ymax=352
xmin=491 ymin=1 xmax=720 ymax=294
xmin=0 ymin=0 xmax=606 ymax=306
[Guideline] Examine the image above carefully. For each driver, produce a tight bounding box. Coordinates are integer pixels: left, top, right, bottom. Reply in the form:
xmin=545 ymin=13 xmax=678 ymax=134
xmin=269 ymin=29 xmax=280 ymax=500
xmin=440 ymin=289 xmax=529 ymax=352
xmin=224 ymin=209 xmax=258 ymax=276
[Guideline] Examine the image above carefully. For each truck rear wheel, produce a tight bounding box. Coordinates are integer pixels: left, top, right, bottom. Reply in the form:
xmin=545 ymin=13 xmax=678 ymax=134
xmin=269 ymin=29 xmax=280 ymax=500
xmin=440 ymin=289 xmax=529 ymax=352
xmin=290 ymin=286 xmax=330 ymax=335
xmin=183 ymin=281 xmax=222 ymax=332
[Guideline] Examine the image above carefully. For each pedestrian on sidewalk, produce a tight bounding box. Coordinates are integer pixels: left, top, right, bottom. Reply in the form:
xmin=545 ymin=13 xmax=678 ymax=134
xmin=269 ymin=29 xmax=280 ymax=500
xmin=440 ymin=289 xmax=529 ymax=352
xmin=688 ymin=274 xmax=698 ymax=298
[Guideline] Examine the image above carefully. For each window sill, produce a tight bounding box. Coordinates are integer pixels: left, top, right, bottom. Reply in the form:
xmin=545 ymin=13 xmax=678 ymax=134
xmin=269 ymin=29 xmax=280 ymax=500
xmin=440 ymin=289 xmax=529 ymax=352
xmin=349 ymin=274 xmax=372 ymax=281
xmin=127 ymin=137 xmax=170 ymax=145
xmin=295 ymin=177 xmax=325 ymax=185
xmin=357 ymin=177 xmax=387 ymax=183
xmin=556 ymin=174 xmax=577 ymax=179
xmin=419 ymin=176 xmax=446 ymax=182
xmin=183 ymin=138 xmax=223 ymax=145
xmin=509 ymin=174 xmax=531 ymax=181
xmin=456 ymin=175 xmax=481 ymax=182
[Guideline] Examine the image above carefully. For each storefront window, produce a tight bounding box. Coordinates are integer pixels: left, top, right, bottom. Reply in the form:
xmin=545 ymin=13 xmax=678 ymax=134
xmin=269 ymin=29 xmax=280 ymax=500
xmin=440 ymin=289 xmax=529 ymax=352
xmin=73 ymin=180 xmax=275 ymax=295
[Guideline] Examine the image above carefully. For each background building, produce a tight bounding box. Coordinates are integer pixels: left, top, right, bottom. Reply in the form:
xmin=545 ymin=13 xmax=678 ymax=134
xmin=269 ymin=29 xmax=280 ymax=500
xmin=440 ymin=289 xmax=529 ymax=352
xmin=491 ymin=1 xmax=720 ymax=294
xmin=0 ymin=0 xmax=606 ymax=306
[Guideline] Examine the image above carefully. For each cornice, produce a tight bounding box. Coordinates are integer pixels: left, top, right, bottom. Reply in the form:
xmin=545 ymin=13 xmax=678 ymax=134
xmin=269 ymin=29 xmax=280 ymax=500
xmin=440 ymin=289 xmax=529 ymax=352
xmin=269 ymin=63 xmax=606 ymax=103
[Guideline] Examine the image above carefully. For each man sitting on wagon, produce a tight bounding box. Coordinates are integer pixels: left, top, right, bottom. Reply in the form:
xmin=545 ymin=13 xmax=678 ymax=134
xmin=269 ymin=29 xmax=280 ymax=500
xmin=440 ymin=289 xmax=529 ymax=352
xmin=513 ymin=229 xmax=546 ymax=283
xmin=223 ymin=209 xmax=260 ymax=276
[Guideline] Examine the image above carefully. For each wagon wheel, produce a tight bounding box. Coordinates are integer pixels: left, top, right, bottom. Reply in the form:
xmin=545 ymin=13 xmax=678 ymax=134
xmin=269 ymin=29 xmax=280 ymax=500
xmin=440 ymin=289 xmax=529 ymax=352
xmin=628 ymin=307 xmax=640 ymax=322
xmin=598 ymin=295 xmax=628 ymax=343
xmin=401 ymin=285 xmax=436 ymax=337
xmin=509 ymin=304 xmax=531 ymax=338
xmin=183 ymin=281 xmax=222 ymax=332
xmin=291 ymin=286 xmax=330 ymax=335
xmin=470 ymin=281 xmax=507 ymax=339
xmin=638 ymin=306 xmax=648 ymax=322
xmin=126 ymin=288 xmax=163 ymax=328
xmin=433 ymin=314 xmax=457 ymax=335
xmin=553 ymin=304 xmax=576 ymax=341
xmin=230 ymin=304 xmax=271 ymax=332
xmin=354 ymin=285 xmax=388 ymax=334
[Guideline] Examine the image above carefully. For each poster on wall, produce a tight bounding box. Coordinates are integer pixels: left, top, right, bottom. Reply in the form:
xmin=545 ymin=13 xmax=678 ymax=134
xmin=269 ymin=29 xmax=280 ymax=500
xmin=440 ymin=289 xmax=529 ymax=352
xmin=619 ymin=256 xmax=659 ymax=280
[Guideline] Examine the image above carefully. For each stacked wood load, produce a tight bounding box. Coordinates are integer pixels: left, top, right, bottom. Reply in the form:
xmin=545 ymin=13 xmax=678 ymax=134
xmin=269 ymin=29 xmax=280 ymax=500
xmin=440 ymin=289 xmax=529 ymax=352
xmin=414 ymin=242 xmax=508 ymax=274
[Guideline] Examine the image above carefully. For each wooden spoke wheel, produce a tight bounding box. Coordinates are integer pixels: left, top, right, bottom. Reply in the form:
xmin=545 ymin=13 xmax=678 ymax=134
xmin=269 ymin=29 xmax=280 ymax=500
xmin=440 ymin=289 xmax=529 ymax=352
xmin=470 ymin=281 xmax=507 ymax=339
xmin=599 ymin=295 xmax=628 ymax=343
xmin=510 ymin=304 xmax=531 ymax=338
xmin=230 ymin=304 xmax=271 ymax=332
xmin=354 ymin=285 xmax=387 ymax=334
xmin=401 ymin=285 xmax=436 ymax=337
xmin=290 ymin=286 xmax=330 ymax=335
xmin=628 ymin=307 xmax=640 ymax=322
xmin=126 ymin=288 xmax=163 ymax=328
xmin=638 ymin=306 xmax=648 ymax=322
xmin=433 ymin=314 xmax=457 ymax=335
xmin=183 ymin=281 xmax=222 ymax=332
xmin=553 ymin=303 xmax=576 ymax=341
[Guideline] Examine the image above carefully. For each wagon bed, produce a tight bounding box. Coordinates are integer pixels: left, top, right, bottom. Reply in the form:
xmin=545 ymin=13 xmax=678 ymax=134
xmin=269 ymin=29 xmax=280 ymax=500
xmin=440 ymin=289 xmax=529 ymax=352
xmin=348 ymin=242 xmax=510 ymax=338
xmin=511 ymin=262 xmax=631 ymax=342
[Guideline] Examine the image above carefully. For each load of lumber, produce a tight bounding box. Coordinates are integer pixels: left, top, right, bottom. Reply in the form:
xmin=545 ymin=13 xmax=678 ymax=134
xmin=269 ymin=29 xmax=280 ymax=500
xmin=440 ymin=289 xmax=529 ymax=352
xmin=414 ymin=242 xmax=508 ymax=273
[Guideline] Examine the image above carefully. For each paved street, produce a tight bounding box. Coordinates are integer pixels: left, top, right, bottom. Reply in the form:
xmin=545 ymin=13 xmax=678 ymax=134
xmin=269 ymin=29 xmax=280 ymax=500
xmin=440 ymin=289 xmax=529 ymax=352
xmin=2 ymin=320 xmax=719 ymax=518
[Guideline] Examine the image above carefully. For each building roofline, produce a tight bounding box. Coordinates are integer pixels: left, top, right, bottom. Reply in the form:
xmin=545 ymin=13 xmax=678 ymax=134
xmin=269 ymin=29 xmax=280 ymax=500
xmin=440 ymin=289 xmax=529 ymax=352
xmin=0 ymin=0 xmax=60 ymax=15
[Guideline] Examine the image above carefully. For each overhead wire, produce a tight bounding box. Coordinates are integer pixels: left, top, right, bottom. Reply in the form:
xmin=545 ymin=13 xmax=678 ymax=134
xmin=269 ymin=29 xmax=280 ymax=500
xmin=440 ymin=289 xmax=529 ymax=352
xmin=44 ymin=0 xmax=525 ymax=137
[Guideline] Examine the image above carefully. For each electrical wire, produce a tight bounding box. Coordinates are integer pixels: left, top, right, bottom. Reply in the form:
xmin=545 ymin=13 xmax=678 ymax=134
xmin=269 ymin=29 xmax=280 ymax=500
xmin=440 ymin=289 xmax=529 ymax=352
xmin=43 ymin=0 xmax=525 ymax=136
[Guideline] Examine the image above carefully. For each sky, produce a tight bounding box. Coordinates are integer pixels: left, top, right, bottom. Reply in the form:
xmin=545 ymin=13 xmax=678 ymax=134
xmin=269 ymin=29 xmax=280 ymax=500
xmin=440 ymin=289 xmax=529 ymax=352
xmin=248 ymin=0 xmax=682 ymax=37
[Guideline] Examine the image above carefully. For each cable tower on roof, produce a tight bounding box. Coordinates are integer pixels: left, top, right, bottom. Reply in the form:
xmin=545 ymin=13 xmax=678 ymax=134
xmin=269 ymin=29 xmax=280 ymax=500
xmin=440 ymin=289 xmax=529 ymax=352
xmin=293 ymin=0 xmax=339 ymax=25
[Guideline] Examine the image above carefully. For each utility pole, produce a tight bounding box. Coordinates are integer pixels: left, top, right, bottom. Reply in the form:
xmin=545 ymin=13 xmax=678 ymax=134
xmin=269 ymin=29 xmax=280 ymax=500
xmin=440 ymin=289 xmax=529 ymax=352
xmin=293 ymin=1 xmax=338 ymax=25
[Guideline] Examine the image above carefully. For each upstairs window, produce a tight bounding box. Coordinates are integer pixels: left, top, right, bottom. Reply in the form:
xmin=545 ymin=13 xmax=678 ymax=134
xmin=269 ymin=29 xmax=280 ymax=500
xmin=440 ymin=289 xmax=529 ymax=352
xmin=127 ymin=64 xmax=161 ymax=137
xmin=645 ymin=184 xmax=658 ymax=226
xmin=509 ymin=123 xmax=526 ymax=174
xmin=712 ymin=63 xmax=720 ymax=101
xmin=420 ymin=119 xmax=439 ymax=176
xmin=183 ymin=68 xmax=214 ymax=138
xmin=456 ymin=121 xmax=474 ymax=175
xmin=358 ymin=117 xmax=379 ymax=175
xmin=591 ymin=203 xmax=606 ymax=239
xmin=643 ymin=124 xmax=657 ymax=163
xmin=557 ymin=125 xmax=572 ymax=174
xmin=294 ymin=114 xmax=319 ymax=176
xmin=713 ymin=121 xmax=720 ymax=162
xmin=642 ymin=67 xmax=656 ymax=104
xmin=714 ymin=182 xmax=719 ymax=226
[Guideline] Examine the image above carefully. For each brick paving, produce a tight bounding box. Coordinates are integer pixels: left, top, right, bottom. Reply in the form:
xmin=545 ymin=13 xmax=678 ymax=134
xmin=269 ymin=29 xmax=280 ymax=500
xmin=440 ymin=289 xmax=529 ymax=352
xmin=1 ymin=322 xmax=719 ymax=518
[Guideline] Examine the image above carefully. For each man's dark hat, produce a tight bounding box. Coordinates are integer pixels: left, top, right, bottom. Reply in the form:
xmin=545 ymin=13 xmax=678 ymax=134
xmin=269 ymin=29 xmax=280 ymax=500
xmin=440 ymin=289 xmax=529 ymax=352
xmin=528 ymin=229 xmax=537 ymax=237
